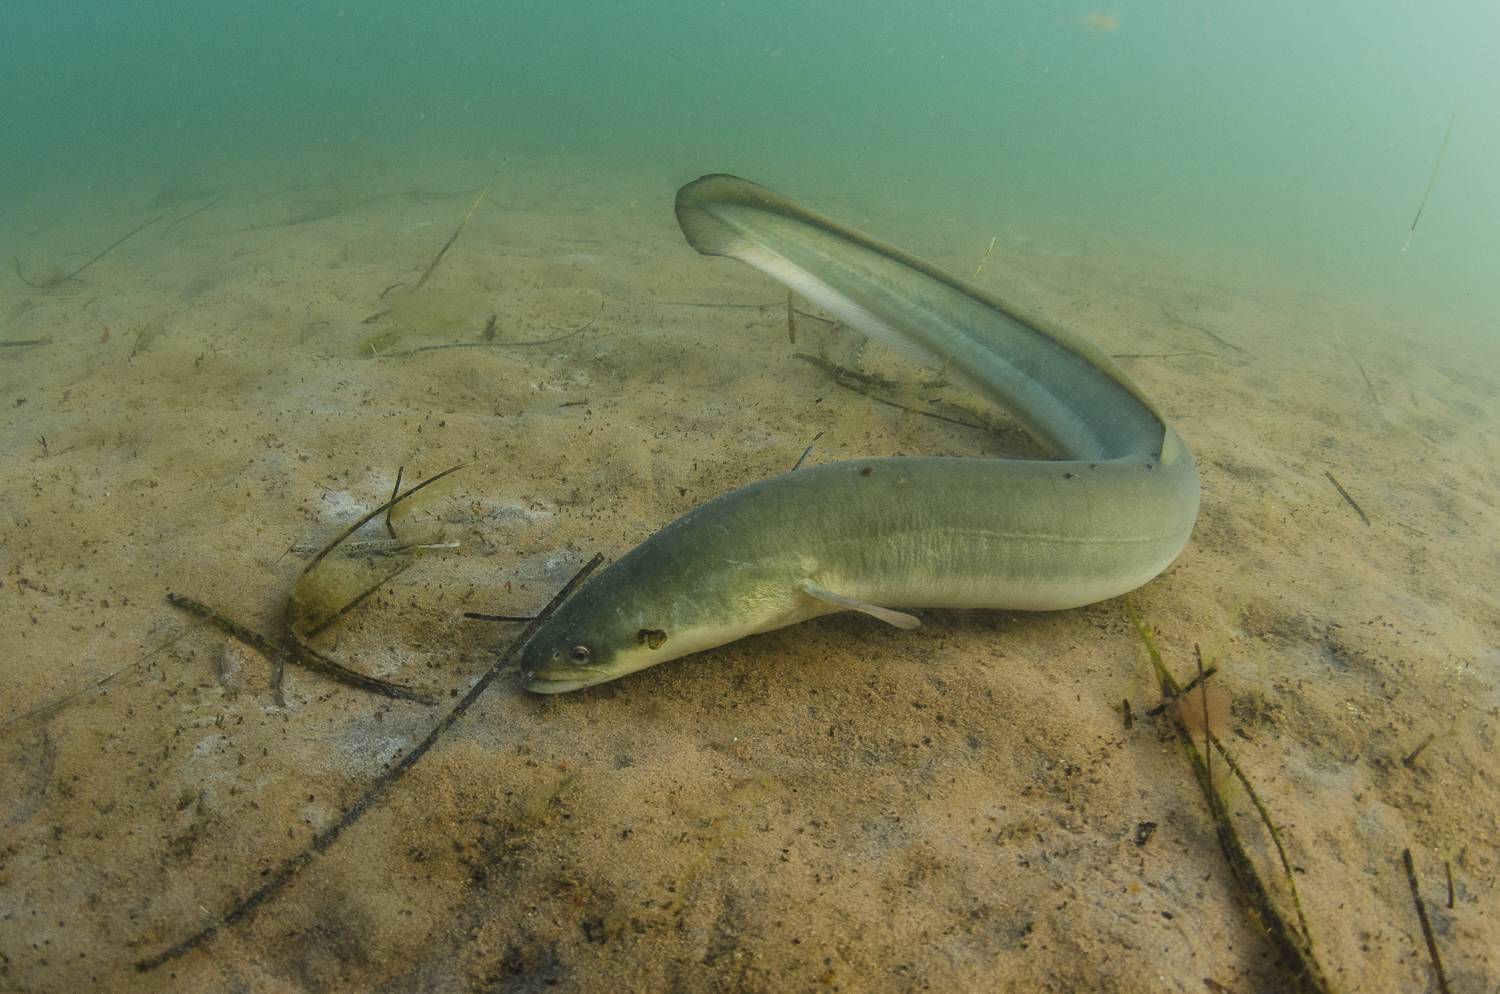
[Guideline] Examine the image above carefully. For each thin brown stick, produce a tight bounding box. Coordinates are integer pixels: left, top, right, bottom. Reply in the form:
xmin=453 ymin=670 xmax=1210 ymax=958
xmin=162 ymin=192 xmax=230 ymax=234
xmin=1127 ymin=603 xmax=1328 ymax=992
xmin=796 ymin=351 xmax=997 ymax=431
xmin=793 ymin=309 xmax=839 ymax=327
xmin=793 ymin=352 xmax=896 ymax=388
xmin=661 ymin=299 xmax=774 ymax=309
xmin=0 ymin=627 xmax=199 ymax=733
xmin=792 ymin=431 xmax=824 ymax=472
xmin=841 ymin=383 xmax=990 ymax=431
xmin=1162 ymin=310 xmax=1249 ymax=356
xmin=1401 ymin=732 xmax=1436 ymax=768
xmin=1197 ymin=645 xmax=1213 ymax=802
xmin=300 ymin=464 xmax=467 ymax=579
xmin=384 ymin=467 xmax=404 ymax=539
xmin=294 ymin=562 xmax=412 ymax=641
xmin=412 ymin=175 xmax=495 ymax=290
xmin=165 ymin=592 xmax=432 ymax=704
xmin=1145 ymin=664 xmax=1218 ymax=716
xmin=15 ymin=215 xmax=163 ymax=288
xmin=1353 ymin=358 xmax=1380 ymax=407
xmin=249 ymin=188 xmax=475 ymax=230
xmin=365 ymin=321 xmax=603 ymax=360
xmin=164 ymin=592 xmax=284 ymax=659
xmin=1403 ymin=114 xmax=1455 ymax=253
xmin=136 ymin=553 xmax=604 ymax=972
xmin=1324 ymin=470 xmax=1371 ymax=526
xmin=1401 ymin=848 xmax=1451 ymax=993
xmin=0 ymin=338 xmax=53 ymax=349
xmin=969 ymin=235 xmax=997 ymax=280
xmin=786 ymin=290 xmax=796 ymax=344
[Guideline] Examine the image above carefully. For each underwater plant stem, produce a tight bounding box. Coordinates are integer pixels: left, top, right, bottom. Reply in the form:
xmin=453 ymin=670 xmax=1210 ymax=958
xmin=165 ymin=591 xmax=433 ymax=704
xmin=1353 ymin=358 xmax=1380 ymax=407
xmin=1324 ymin=470 xmax=1371 ymax=526
xmin=1401 ymin=848 xmax=1452 ymax=993
xmin=969 ymin=235 xmax=996 ymax=280
xmin=1125 ymin=602 xmax=1329 ymax=993
xmin=299 ymin=464 xmax=467 ymax=579
xmin=136 ymin=553 xmax=605 ymax=972
xmin=1402 ymin=114 xmax=1455 ymax=253
xmin=14 ymin=215 xmax=162 ymax=289
xmin=412 ymin=173 xmax=496 ymax=290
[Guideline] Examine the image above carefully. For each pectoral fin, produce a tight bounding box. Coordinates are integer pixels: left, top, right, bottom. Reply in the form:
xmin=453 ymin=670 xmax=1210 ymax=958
xmin=800 ymin=581 xmax=920 ymax=629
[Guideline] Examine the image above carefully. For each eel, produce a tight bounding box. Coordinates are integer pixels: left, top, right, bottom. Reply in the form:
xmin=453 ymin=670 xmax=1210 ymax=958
xmin=521 ymin=174 xmax=1198 ymax=693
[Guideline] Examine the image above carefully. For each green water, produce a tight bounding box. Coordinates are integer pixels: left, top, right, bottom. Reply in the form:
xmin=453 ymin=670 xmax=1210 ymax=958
xmin=3 ymin=0 xmax=1496 ymax=327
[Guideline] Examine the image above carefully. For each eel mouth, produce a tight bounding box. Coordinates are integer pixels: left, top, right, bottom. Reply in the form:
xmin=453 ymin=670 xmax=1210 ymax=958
xmin=522 ymin=668 xmax=613 ymax=694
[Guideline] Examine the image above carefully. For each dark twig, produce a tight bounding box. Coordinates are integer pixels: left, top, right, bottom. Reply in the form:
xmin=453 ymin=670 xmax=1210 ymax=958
xmin=412 ymin=175 xmax=495 ymax=291
xmin=16 ymin=215 xmax=163 ymax=288
xmin=1127 ymin=603 xmax=1328 ymax=993
xmin=1401 ymin=732 xmax=1436 ymax=769
xmin=1162 ymin=310 xmax=1249 ymax=356
xmin=1324 ymin=470 xmax=1371 ymax=526
xmin=165 ymin=592 xmax=432 ymax=704
xmin=250 ymin=188 xmax=475 ymax=230
xmin=792 ymin=431 xmax=825 ymax=472
xmin=848 ymin=386 xmax=991 ymax=431
xmin=300 ymin=465 xmax=466 ymax=579
xmin=463 ymin=612 xmax=535 ymax=623
xmin=384 ymin=467 xmax=404 ymax=539
xmin=0 ymin=629 xmax=194 ymax=733
xmin=791 ymin=352 xmax=997 ymax=431
xmin=1197 ymin=645 xmax=1213 ymax=802
xmin=361 ymin=299 xmax=604 ymax=359
xmin=1353 ymin=358 xmax=1380 ymax=407
xmin=0 ymin=338 xmax=53 ymax=349
xmin=136 ymin=553 xmax=604 ymax=972
xmin=661 ymin=299 xmax=774 ymax=310
xmin=1145 ymin=664 xmax=1219 ymax=716
xmin=662 ymin=299 xmax=838 ymax=327
xmin=162 ymin=193 xmax=230 ymax=234
xmin=1403 ymin=114 xmax=1455 ymax=253
xmin=1401 ymin=848 xmax=1451 ymax=993
xmin=295 ymin=563 xmax=413 ymax=641
xmin=793 ymin=352 xmax=896 ymax=388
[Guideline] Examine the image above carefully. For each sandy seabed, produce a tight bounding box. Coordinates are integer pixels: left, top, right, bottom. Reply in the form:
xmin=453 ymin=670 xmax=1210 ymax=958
xmin=1 ymin=155 xmax=1496 ymax=993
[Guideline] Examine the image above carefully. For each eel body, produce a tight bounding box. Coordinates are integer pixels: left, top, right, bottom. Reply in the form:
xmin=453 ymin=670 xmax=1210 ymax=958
xmin=521 ymin=175 xmax=1198 ymax=692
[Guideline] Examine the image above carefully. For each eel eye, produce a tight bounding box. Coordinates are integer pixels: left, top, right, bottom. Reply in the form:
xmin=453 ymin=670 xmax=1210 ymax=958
xmin=569 ymin=644 xmax=592 ymax=664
